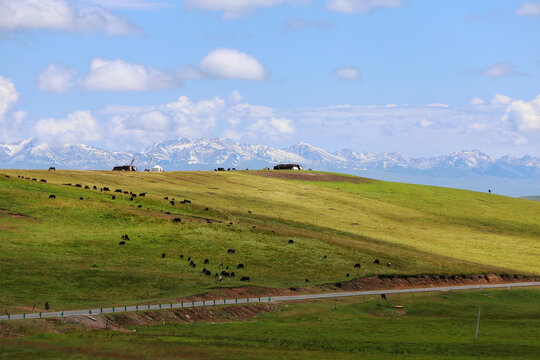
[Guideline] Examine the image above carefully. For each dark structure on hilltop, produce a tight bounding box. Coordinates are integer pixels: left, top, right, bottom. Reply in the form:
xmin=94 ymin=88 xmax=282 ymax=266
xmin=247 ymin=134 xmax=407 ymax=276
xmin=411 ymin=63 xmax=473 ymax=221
xmin=112 ymin=165 xmax=137 ymax=171
xmin=274 ymin=164 xmax=303 ymax=170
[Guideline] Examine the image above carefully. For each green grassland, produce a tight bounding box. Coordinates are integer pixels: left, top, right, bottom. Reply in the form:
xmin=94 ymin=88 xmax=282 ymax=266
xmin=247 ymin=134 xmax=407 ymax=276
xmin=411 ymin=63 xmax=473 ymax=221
xmin=0 ymin=170 xmax=539 ymax=312
xmin=1 ymin=288 xmax=539 ymax=359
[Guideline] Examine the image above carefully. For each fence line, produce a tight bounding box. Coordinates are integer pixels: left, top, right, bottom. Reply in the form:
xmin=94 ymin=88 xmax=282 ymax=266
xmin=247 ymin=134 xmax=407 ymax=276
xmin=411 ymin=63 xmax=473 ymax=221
xmin=1 ymin=282 xmax=538 ymax=321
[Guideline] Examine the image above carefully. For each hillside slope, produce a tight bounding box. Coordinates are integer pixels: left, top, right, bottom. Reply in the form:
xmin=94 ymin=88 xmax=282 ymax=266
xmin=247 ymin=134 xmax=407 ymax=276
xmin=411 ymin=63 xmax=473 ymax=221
xmin=0 ymin=170 xmax=538 ymax=312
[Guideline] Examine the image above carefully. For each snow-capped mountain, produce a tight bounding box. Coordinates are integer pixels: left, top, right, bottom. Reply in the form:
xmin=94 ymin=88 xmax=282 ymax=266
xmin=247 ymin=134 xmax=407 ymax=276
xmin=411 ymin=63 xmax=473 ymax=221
xmin=0 ymin=137 xmax=539 ymax=181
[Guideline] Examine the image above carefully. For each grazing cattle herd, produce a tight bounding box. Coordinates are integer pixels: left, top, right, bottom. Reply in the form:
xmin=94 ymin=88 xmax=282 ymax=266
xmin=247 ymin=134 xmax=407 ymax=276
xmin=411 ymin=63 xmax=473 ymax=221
xmin=11 ymin=170 xmax=395 ymax=287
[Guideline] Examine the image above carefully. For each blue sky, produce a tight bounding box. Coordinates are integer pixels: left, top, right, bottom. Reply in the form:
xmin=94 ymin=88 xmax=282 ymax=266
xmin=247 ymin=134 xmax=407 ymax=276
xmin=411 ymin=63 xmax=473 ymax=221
xmin=0 ymin=0 xmax=539 ymax=156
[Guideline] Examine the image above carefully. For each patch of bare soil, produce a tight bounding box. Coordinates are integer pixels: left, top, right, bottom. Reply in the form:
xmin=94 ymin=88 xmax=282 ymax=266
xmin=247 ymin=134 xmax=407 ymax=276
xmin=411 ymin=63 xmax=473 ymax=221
xmin=0 ymin=209 xmax=28 ymax=218
xmin=250 ymin=171 xmax=374 ymax=184
xmin=322 ymin=273 xmax=539 ymax=292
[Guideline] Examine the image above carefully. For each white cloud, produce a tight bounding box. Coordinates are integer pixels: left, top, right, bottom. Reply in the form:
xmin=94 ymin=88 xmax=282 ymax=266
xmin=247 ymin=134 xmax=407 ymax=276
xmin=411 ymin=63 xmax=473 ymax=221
xmin=492 ymin=94 xmax=512 ymax=105
xmin=247 ymin=116 xmax=295 ymax=139
xmin=200 ymin=48 xmax=267 ymax=81
xmin=227 ymin=90 xmax=244 ymax=104
xmin=12 ymin=111 xmax=27 ymax=124
xmin=0 ymin=0 xmax=139 ymax=36
xmin=35 ymin=110 xmax=102 ymax=142
xmin=503 ymin=95 xmax=540 ymax=132
xmin=470 ymin=97 xmax=485 ymax=105
xmin=0 ymin=76 xmax=19 ymax=121
xmin=185 ymin=0 xmax=288 ymax=19
xmin=78 ymin=0 xmax=170 ymax=11
xmin=37 ymin=63 xmax=76 ymax=93
xmin=81 ymin=58 xmax=182 ymax=91
xmin=128 ymin=111 xmax=173 ymax=131
xmin=425 ymin=103 xmax=449 ymax=108
xmin=326 ymin=0 xmax=402 ymax=14
xmin=334 ymin=67 xmax=361 ymax=81
xmin=473 ymin=63 xmax=524 ymax=77
xmin=515 ymin=1 xmax=540 ymax=16
xmin=419 ymin=119 xmax=434 ymax=128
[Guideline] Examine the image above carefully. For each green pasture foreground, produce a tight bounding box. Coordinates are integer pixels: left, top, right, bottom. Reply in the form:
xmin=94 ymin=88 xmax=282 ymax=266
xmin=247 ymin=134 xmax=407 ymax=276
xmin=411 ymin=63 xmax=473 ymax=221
xmin=0 ymin=170 xmax=538 ymax=312
xmin=1 ymin=288 xmax=539 ymax=359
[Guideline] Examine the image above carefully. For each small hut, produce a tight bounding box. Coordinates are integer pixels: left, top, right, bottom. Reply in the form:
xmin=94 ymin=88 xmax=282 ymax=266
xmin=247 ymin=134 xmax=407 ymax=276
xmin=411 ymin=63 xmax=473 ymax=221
xmin=151 ymin=165 xmax=164 ymax=172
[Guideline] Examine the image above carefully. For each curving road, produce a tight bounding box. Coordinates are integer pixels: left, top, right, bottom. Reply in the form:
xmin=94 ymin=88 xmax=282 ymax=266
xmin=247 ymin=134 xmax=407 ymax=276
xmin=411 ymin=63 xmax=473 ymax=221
xmin=1 ymin=282 xmax=538 ymax=321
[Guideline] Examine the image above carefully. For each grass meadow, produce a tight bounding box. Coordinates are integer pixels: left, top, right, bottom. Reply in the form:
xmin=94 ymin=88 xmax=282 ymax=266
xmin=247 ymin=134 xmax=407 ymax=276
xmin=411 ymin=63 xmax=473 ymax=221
xmin=1 ymin=288 xmax=538 ymax=359
xmin=0 ymin=170 xmax=538 ymax=312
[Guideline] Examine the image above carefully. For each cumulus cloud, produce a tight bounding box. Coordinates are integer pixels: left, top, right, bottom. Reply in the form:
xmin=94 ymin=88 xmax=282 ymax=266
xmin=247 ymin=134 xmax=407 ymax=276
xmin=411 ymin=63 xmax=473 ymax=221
xmin=0 ymin=75 xmax=19 ymax=121
xmin=127 ymin=111 xmax=173 ymax=131
xmin=503 ymin=95 xmax=540 ymax=132
xmin=185 ymin=0 xmax=288 ymax=19
xmin=470 ymin=63 xmax=524 ymax=77
xmin=333 ymin=67 xmax=361 ymax=81
xmin=492 ymin=94 xmax=512 ymax=105
xmin=79 ymin=0 xmax=169 ymax=11
xmin=200 ymin=48 xmax=267 ymax=81
xmin=37 ymin=63 xmax=76 ymax=93
xmin=470 ymin=97 xmax=485 ymax=105
xmin=515 ymin=1 xmax=540 ymax=16
xmin=35 ymin=110 xmax=102 ymax=143
xmin=81 ymin=58 xmax=182 ymax=91
xmin=326 ymin=0 xmax=402 ymax=13
xmin=0 ymin=0 xmax=140 ymax=36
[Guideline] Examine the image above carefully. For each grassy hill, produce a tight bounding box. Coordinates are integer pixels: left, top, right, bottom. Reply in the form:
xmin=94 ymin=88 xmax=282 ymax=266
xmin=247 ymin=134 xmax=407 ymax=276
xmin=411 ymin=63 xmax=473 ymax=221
xmin=521 ymin=196 xmax=540 ymax=202
xmin=0 ymin=170 xmax=538 ymax=312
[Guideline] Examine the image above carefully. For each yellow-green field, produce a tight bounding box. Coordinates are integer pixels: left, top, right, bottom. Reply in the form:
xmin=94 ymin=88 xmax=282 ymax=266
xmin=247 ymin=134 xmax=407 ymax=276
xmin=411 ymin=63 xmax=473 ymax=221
xmin=0 ymin=170 xmax=538 ymax=312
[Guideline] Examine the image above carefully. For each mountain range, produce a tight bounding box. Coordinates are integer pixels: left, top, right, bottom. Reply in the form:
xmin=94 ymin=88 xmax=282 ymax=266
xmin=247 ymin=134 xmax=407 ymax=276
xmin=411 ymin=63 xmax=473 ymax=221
xmin=1 ymin=137 xmax=539 ymax=196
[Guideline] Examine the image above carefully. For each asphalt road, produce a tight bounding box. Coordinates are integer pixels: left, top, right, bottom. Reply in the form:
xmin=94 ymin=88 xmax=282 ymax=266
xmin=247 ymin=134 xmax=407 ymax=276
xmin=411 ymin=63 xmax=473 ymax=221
xmin=1 ymin=282 xmax=538 ymax=321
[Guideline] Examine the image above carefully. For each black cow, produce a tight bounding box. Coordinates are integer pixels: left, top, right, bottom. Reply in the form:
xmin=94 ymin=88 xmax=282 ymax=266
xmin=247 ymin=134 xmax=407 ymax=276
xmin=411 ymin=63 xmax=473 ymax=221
xmin=323 ymin=254 xmax=327 ymax=259
xmin=305 ymin=278 xmax=309 ymax=283
xmin=164 ymin=196 xmax=169 ymax=200
xmin=123 ymin=191 xmax=129 ymax=194
xmin=115 ymin=189 xmax=122 ymax=193
xmin=346 ymin=273 xmax=350 ymax=277
xmin=79 ymin=197 xmax=83 ymax=200
xmin=386 ymin=262 xmax=391 ymax=267
xmin=132 ymin=194 xmax=137 ymax=198
xmin=230 ymin=272 xmax=235 ymax=277
xmin=129 ymin=197 xmax=134 ymax=201
xmin=205 ymin=270 xmax=211 ymax=276
xmin=103 ymin=187 xmax=110 ymax=191
xmin=122 ymin=234 xmax=130 ymax=240
xmin=93 ymin=185 xmax=97 ymax=190
xmin=204 ymin=259 xmax=209 ymax=264
xmin=162 ymin=253 xmax=166 ymax=258
xmin=40 ymin=179 xmax=47 ymax=183
xmin=248 ymin=210 xmax=251 ymax=214
xmin=112 ymin=195 xmax=116 ymax=200
xmin=139 ymin=193 xmax=146 ymax=197
xmin=170 ymin=201 xmax=175 ymax=205
xmin=75 ymin=184 xmax=82 ymax=187
xmin=236 ymin=264 xmax=244 ymax=269
xmin=184 ymin=199 xmax=191 ymax=204
xmin=48 ymin=167 xmax=55 ymax=171
xmin=240 ymin=276 xmax=250 ymax=281
xmin=119 ymin=241 xmax=125 ymax=245
xmin=373 ymin=259 xmax=380 ymax=264
xmin=172 ymin=218 xmax=181 ymax=223
xmin=354 ymin=263 xmax=361 ymax=268
xmin=137 ymin=205 xmax=142 ymax=208
xmin=180 ymin=254 xmax=184 ymax=259
xmin=188 ymin=257 xmax=191 ymax=261
xmin=288 ymin=239 xmax=294 ymax=244
xmin=228 ymin=249 xmax=236 ymax=254
xmin=84 ymin=185 xmax=89 ymax=189
xmin=221 ymin=271 xmax=230 ymax=277
xmin=381 ymin=294 xmax=387 ymax=300
xmin=32 ymin=178 xmax=37 ymax=181
xmin=44 ymin=302 xmax=50 ymax=310
xmin=205 ymin=207 xmax=209 ymax=211
xmin=49 ymin=194 xmax=56 ymax=199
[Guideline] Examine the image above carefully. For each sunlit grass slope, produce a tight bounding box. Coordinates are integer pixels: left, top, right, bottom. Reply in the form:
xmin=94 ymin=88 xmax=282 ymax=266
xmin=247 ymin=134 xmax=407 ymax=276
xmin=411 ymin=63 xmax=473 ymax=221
xmin=0 ymin=170 xmax=538 ymax=310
